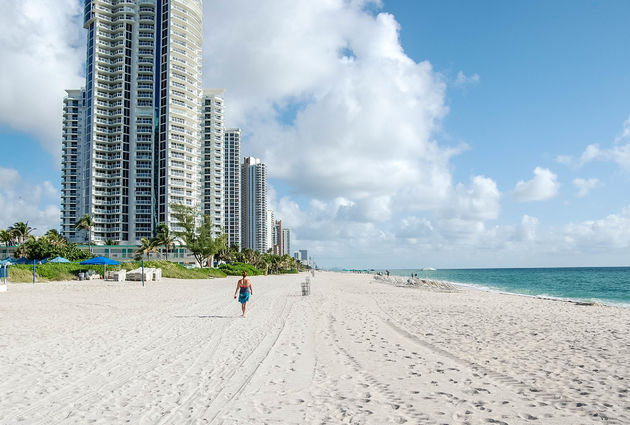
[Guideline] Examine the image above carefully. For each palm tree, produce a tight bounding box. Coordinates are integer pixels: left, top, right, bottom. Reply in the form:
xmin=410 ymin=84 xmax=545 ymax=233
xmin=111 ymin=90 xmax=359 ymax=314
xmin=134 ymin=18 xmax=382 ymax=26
xmin=104 ymin=238 xmax=119 ymax=246
xmin=44 ymin=229 xmax=67 ymax=248
xmin=0 ymin=229 xmax=12 ymax=247
xmin=135 ymin=237 xmax=158 ymax=260
xmin=8 ymin=222 xmax=35 ymax=258
xmin=153 ymin=223 xmax=177 ymax=261
xmin=9 ymin=221 xmax=34 ymax=244
xmin=74 ymin=214 xmax=94 ymax=253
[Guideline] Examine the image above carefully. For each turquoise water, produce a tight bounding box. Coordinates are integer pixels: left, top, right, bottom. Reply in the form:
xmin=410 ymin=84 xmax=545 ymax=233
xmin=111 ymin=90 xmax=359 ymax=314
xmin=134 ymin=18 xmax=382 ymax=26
xmin=385 ymin=267 xmax=630 ymax=306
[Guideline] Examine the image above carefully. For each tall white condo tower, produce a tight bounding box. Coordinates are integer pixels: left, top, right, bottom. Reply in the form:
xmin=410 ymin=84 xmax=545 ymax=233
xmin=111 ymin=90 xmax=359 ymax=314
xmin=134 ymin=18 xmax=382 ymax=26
xmin=62 ymin=0 xmax=204 ymax=243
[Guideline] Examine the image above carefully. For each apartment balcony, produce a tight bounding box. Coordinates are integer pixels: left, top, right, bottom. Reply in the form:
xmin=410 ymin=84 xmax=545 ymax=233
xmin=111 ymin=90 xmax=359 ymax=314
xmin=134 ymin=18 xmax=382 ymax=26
xmin=94 ymin=172 xmax=122 ymax=179
xmin=93 ymin=217 xmax=121 ymax=224
xmin=94 ymin=227 xmax=121 ymax=233
xmin=94 ymin=189 xmax=121 ymax=196
xmin=93 ymin=205 xmax=121 ymax=213
xmin=93 ymin=197 xmax=120 ymax=205
xmin=94 ymin=180 xmax=123 ymax=188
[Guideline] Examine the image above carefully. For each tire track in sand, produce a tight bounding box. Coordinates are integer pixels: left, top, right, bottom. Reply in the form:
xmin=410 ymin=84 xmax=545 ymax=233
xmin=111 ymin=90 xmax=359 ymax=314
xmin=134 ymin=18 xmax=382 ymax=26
xmin=156 ymin=295 xmax=292 ymax=425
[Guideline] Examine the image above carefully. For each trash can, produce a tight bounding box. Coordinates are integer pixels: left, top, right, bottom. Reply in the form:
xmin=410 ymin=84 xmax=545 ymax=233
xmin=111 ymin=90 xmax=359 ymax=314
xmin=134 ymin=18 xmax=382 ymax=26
xmin=301 ymin=277 xmax=311 ymax=296
xmin=78 ymin=272 xmax=85 ymax=281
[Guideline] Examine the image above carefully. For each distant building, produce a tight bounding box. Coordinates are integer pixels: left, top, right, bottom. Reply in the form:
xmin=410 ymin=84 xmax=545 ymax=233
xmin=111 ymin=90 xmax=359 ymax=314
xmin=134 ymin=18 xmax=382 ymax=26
xmin=281 ymin=228 xmax=290 ymax=256
xmin=241 ymin=157 xmax=267 ymax=252
xmin=299 ymin=249 xmax=308 ymax=261
xmin=266 ymin=209 xmax=274 ymax=252
xmin=202 ymin=89 xmax=225 ymax=238
xmin=272 ymin=220 xmax=283 ymax=255
xmin=224 ymin=128 xmax=241 ymax=249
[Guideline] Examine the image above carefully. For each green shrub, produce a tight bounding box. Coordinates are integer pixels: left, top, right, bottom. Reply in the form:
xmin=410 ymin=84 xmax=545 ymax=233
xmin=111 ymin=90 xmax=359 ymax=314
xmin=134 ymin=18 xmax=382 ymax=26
xmin=23 ymin=239 xmax=93 ymax=261
xmin=218 ymin=262 xmax=263 ymax=276
xmin=8 ymin=263 xmax=103 ymax=282
xmin=6 ymin=260 xmax=226 ymax=282
xmin=121 ymin=260 xmax=226 ymax=279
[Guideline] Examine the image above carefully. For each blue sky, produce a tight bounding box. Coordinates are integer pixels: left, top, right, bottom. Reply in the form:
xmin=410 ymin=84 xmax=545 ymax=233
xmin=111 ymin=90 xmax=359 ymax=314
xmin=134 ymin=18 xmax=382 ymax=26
xmin=389 ymin=0 xmax=630 ymax=221
xmin=0 ymin=0 xmax=629 ymax=268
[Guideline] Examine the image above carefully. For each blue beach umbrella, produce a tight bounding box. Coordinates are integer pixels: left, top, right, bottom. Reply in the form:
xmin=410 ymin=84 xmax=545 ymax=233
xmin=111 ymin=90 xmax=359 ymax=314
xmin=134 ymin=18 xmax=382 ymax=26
xmin=80 ymin=256 xmax=120 ymax=266
xmin=49 ymin=256 xmax=70 ymax=263
xmin=15 ymin=257 xmax=29 ymax=264
xmin=80 ymin=256 xmax=121 ymax=277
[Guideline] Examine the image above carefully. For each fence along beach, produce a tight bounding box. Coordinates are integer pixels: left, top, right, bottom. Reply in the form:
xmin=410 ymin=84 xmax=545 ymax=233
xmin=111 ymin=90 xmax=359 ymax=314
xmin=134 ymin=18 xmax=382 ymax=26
xmin=1 ymin=271 xmax=628 ymax=423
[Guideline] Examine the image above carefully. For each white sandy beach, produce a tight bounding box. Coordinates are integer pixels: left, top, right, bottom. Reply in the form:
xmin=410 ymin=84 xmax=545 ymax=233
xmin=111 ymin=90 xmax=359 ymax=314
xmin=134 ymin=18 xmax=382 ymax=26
xmin=1 ymin=271 xmax=628 ymax=424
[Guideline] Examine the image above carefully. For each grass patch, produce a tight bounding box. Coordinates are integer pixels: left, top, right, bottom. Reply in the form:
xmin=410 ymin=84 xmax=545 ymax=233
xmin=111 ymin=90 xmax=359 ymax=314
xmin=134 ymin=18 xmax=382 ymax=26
xmin=8 ymin=263 xmax=104 ymax=282
xmin=6 ymin=260 xmax=226 ymax=282
xmin=121 ymin=260 xmax=227 ymax=279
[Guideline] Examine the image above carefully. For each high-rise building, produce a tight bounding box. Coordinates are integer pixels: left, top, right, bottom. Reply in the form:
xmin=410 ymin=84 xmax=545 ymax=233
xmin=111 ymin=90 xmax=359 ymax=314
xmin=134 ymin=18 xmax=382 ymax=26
xmin=281 ymin=228 xmax=290 ymax=256
xmin=61 ymin=89 xmax=86 ymax=241
xmin=224 ymin=128 xmax=241 ymax=249
xmin=202 ymin=89 xmax=225 ymax=238
xmin=272 ymin=220 xmax=282 ymax=255
xmin=299 ymin=249 xmax=308 ymax=262
xmin=62 ymin=0 xmax=203 ymax=243
xmin=241 ymin=157 xmax=267 ymax=252
xmin=265 ymin=209 xmax=274 ymax=253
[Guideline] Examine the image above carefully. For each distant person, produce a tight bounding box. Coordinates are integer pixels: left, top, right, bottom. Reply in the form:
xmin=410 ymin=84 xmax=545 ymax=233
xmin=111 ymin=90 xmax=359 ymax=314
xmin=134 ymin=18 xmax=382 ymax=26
xmin=234 ymin=271 xmax=253 ymax=317
xmin=386 ymin=270 xmax=390 ymax=276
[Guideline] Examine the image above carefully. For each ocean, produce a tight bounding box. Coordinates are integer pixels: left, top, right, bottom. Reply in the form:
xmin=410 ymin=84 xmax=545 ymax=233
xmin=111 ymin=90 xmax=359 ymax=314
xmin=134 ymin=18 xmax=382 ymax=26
xmin=384 ymin=267 xmax=630 ymax=306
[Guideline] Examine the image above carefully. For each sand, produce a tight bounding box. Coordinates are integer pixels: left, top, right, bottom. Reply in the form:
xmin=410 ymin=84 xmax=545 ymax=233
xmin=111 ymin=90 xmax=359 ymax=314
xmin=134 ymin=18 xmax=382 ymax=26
xmin=1 ymin=271 xmax=628 ymax=424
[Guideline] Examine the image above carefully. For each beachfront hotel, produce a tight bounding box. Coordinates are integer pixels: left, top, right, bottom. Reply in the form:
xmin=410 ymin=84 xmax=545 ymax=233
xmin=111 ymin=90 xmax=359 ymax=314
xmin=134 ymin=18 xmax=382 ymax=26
xmin=61 ymin=0 xmax=204 ymax=243
xmin=201 ymin=89 xmax=225 ymax=238
xmin=224 ymin=128 xmax=241 ymax=249
xmin=241 ymin=157 xmax=268 ymax=252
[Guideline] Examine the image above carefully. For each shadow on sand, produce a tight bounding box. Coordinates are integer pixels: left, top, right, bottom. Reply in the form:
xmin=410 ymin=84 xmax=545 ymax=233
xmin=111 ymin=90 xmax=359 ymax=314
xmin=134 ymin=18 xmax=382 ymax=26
xmin=174 ymin=315 xmax=236 ymax=319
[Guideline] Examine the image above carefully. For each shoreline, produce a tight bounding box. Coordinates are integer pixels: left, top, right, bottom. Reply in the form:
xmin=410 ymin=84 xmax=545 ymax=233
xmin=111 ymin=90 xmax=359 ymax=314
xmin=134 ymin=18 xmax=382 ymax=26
xmin=369 ymin=267 xmax=630 ymax=308
xmin=451 ymin=280 xmax=628 ymax=308
xmin=375 ymin=272 xmax=627 ymax=308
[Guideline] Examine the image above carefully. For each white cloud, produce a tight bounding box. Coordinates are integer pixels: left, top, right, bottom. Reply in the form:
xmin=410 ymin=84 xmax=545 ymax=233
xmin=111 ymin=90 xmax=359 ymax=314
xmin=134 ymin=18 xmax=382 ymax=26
xmin=513 ymin=167 xmax=559 ymax=202
xmin=561 ymin=205 xmax=630 ymax=251
xmin=557 ymin=114 xmax=630 ymax=170
xmin=0 ymin=0 xmax=85 ymax=162
xmin=519 ymin=214 xmax=538 ymax=242
xmin=441 ymin=175 xmax=500 ymax=221
xmin=454 ymin=71 xmax=480 ymax=86
xmin=573 ymin=177 xmax=601 ymax=197
xmin=0 ymin=166 xmax=60 ymax=234
xmin=203 ymin=0 xmax=450 ymax=204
